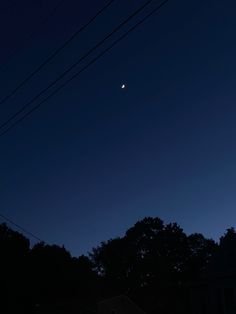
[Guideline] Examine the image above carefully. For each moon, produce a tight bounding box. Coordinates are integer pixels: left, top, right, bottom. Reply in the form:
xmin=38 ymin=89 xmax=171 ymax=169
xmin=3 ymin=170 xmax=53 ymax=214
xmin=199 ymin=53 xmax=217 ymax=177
xmin=121 ymin=84 xmax=126 ymax=89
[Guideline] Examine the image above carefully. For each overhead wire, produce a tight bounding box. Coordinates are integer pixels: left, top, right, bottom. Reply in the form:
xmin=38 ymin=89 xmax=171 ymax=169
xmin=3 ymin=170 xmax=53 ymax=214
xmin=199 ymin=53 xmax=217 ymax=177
xmin=0 ymin=0 xmax=169 ymax=138
xmin=0 ymin=212 xmax=43 ymax=242
xmin=0 ymin=0 xmax=65 ymax=72
xmin=0 ymin=0 xmax=115 ymax=105
xmin=0 ymin=0 xmax=156 ymax=132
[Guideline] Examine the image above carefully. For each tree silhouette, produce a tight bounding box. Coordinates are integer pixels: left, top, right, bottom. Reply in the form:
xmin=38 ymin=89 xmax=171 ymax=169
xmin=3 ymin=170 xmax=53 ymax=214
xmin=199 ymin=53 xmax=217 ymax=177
xmin=90 ymin=217 xmax=218 ymax=314
xmin=0 ymin=218 xmax=223 ymax=314
xmin=0 ymin=223 xmax=30 ymax=313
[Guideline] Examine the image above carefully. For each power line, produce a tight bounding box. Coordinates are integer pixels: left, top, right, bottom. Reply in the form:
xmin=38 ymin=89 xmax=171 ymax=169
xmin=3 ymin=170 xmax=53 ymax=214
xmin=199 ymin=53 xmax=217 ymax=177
xmin=0 ymin=0 xmax=155 ymax=132
xmin=0 ymin=212 xmax=43 ymax=242
xmin=0 ymin=0 xmax=169 ymax=138
xmin=0 ymin=0 xmax=115 ymax=105
xmin=0 ymin=0 xmax=65 ymax=72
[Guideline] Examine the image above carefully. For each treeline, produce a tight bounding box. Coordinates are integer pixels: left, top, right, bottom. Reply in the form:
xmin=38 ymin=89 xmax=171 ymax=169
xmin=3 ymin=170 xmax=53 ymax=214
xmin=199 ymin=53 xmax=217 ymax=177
xmin=0 ymin=217 xmax=235 ymax=314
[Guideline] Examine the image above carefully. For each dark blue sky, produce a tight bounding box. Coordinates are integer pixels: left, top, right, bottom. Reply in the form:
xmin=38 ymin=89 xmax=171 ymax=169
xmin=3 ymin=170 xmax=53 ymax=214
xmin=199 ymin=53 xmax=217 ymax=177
xmin=0 ymin=0 xmax=236 ymax=256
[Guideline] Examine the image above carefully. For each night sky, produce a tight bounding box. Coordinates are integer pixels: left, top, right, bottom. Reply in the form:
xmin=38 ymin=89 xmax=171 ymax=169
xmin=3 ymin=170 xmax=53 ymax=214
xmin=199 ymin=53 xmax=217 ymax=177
xmin=1 ymin=0 xmax=236 ymax=256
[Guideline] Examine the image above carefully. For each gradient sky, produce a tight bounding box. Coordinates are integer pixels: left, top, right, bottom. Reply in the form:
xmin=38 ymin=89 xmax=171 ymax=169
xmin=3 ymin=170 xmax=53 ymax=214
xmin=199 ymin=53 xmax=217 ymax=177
xmin=0 ymin=0 xmax=236 ymax=256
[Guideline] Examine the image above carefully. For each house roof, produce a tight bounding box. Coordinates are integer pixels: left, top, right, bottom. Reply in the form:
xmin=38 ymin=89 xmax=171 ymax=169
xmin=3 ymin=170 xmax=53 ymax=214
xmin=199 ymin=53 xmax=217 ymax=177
xmin=98 ymin=295 xmax=145 ymax=314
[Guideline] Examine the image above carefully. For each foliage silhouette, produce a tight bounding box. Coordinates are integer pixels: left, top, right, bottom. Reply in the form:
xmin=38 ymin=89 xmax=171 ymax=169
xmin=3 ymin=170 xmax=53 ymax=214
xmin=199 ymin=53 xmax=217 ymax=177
xmin=1 ymin=216 xmax=233 ymax=314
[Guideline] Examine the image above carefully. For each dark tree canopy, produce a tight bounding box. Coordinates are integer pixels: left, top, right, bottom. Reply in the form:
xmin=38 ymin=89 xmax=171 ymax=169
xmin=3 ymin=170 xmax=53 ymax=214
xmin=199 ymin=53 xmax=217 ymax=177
xmin=0 ymin=217 xmax=232 ymax=314
xmin=89 ymin=217 xmax=218 ymax=313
